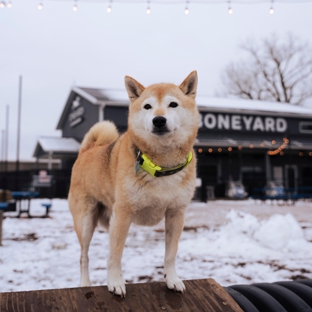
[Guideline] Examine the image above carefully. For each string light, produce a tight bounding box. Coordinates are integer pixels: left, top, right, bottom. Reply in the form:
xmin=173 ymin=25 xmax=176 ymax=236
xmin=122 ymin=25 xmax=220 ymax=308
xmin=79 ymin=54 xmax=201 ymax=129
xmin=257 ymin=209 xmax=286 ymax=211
xmin=238 ymin=146 xmax=242 ymax=150
xmin=38 ymin=3 xmax=43 ymax=10
xmin=271 ymin=140 xmax=276 ymax=145
xmin=107 ymin=0 xmax=112 ymax=12
xmin=269 ymin=0 xmax=274 ymax=14
xmin=228 ymin=147 xmax=232 ymax=151
xmin=0 ymin=1 xmax=5 ymax=8
xmin=267 ymin=138 xmax=289 ymax=155
xmin=184 ymin=1 xmax=189 ymax=14
xmin=218 ymin=148 xmax=222 ymax=152
xmin=228 ymin=1 xmax=233 ymax=14
xmin=309 ymin=152 xmax=312 ymax=156
xmin=73 ymin=0 xmax=78 ymax=12
xmin=198 ymin=148 xmax=203 ymax=153
xmin=7 ymin=1 xmax=12 ymax=8
xmin=208 ymin=148 xmax=213 ymax=153
xmin=146 ymin=0 xmax=150 ymax=14
xmin=299 ymin=152 xmax=304 ymax=156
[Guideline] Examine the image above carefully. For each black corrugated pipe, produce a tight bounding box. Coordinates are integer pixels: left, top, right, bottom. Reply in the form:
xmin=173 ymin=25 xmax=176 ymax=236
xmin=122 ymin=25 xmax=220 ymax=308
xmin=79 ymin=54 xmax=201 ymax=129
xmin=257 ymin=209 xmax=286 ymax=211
xmin=225 ymin=280 xmax=312 ymax=312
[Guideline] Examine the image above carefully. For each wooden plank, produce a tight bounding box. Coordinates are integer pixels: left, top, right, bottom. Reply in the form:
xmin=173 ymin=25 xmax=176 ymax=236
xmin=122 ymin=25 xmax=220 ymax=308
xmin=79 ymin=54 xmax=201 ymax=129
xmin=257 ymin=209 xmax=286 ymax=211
xmin=0 ymin=279 xmax=243 ymax=312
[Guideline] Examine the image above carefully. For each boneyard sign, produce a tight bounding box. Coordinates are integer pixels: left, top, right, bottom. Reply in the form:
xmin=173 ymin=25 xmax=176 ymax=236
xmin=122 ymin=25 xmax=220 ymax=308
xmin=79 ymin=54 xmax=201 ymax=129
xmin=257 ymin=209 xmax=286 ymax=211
xmin=199 ymin=113 xmax=288 ymax=133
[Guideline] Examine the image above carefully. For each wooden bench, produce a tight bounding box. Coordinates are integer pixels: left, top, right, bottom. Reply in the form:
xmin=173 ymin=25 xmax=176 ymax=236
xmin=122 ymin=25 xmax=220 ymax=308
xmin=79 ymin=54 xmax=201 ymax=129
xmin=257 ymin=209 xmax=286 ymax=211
xmin=0 ymin=279 xmax=243 ymax=312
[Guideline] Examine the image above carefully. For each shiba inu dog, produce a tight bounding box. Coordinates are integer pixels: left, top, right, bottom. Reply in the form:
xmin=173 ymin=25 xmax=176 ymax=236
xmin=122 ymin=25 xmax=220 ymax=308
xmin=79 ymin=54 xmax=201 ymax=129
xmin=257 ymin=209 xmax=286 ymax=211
xmin=68 ymin=71 xmax=199 ymax=297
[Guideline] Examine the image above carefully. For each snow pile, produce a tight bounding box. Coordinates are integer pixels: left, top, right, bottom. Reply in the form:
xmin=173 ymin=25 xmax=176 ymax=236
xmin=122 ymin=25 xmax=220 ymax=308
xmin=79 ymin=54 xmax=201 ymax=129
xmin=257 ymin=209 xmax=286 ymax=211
xmin=254 ymin=213 xmax=306 ymax=252
xmin=207 ymin=210 xmax=310 ymax=254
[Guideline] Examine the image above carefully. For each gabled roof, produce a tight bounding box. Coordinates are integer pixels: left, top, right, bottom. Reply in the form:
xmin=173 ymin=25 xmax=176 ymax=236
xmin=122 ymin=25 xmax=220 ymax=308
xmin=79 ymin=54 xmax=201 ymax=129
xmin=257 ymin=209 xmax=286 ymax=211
xmin=56 ymin=86 xmax=312 ymax=131
xmin=56 ymin=87 xmax=129 ymax=130
xmin=33 ymin=137 xmax=81 ymax=158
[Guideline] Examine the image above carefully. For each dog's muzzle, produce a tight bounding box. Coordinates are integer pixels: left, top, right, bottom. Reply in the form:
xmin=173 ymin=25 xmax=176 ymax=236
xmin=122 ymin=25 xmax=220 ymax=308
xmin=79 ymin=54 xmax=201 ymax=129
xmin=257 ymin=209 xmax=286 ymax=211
xmin=152 ymin=116 xmax=169 ymax=135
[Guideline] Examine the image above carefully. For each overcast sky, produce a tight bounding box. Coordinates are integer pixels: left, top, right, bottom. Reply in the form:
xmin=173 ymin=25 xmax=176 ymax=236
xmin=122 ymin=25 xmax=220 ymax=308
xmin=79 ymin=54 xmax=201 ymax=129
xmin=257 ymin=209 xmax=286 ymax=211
xmin=1 ymin=0 xmax=312 ymax=160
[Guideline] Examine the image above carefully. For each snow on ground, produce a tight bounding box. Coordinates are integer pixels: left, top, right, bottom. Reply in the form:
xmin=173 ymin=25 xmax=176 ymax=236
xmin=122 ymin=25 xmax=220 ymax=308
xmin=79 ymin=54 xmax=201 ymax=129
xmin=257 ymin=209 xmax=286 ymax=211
xmin=1 ymin=198 xmax=312 ymax=293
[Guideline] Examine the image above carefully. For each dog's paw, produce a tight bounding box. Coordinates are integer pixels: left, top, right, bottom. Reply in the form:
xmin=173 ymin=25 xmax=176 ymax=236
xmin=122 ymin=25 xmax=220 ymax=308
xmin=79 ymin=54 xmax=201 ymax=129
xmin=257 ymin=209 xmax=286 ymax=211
xmin=107 ymin=275 xmax=126 ymax=297
xmin=165 ymin=274 xmax=186 ymax=293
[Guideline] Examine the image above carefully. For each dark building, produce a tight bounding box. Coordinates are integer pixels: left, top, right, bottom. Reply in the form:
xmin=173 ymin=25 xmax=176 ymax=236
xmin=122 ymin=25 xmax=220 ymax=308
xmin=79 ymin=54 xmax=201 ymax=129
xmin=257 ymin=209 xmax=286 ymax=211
xmin=33 ymin=87 xmax=312 ymax=200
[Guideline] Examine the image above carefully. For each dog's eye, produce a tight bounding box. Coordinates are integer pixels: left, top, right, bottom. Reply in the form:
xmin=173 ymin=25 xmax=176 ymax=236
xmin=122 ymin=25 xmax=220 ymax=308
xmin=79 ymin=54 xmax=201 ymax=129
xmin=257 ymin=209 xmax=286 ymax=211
xmin=144 ymin=104 xmax=152 ymax=110
xmin=169 ymin=102 xmax=178 ymax=108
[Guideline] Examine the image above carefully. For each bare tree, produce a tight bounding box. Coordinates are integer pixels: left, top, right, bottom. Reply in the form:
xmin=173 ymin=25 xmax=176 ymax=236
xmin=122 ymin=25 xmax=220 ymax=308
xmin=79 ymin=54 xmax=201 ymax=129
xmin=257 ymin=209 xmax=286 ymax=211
xmin=219 ymin=33 xmax=312 ymax=105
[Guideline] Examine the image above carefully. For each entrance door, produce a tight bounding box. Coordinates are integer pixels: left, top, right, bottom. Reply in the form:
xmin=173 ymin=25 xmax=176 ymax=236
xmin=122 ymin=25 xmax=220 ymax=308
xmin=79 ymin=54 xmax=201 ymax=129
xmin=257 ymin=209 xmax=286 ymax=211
xmin=285 ymin=165 xmax=298 ymax=190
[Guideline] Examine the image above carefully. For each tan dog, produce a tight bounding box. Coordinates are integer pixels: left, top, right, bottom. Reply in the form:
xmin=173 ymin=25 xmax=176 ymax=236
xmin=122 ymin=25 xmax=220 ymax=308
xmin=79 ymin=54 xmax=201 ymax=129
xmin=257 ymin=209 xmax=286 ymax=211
xmin=68 ymin=71 xmax=199 ymax=297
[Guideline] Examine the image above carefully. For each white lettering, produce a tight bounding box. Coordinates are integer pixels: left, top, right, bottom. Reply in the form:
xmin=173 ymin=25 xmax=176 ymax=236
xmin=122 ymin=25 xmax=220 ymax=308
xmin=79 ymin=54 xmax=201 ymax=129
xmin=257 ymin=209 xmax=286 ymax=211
xmin=69 ymin=106 xmax=85 ymax=122
xmin=218 ymin=114 xmax=230 ymax=130
xmin=253 ymin=117 xmax=264 ymax=131
xmin=242 ymin=116 xmax=253 ymax=130
xmin=276 ymin=118 xmax=287 ymax=132
xmin=204 ymin=114 xmax=216 ymax=129
xmin=265 ymin=117 xmax=275 ymax=132
xmin=231 ymin=115 xmax=242 ymax=130
xmin=198 ymin=113 xmax=203 ymax=128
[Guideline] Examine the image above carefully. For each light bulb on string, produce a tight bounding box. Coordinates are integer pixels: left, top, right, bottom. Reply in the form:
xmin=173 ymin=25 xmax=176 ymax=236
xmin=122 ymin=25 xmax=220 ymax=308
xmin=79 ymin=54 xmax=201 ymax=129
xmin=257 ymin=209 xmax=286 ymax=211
xmin=0 ymin=1 xmax=6 ymax=8
xmin=146 ymin=0 xmax=150 ymax=14
xmin=73 ymin=1 xmax=78 ymax=12
xmin=228 ymin=1 xmax=233 ymax=14
xmin=38 ymin=3 xmax=43 ymax=10
xmin=184 ymin=1 xmax=189 ymax=15
xmin=7 ymin=1 xmax=12 ymax=8
xmin=107 ymin=0 xmax=112 ymax=13
xmin=269 ymin=0 xmax=274 ymax=14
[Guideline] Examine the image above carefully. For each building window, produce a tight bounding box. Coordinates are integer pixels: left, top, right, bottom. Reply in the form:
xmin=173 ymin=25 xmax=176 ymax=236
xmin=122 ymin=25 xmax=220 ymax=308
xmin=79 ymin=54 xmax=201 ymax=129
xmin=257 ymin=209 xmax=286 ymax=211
xmin=299 ymin=122 xmax=312 ymax=134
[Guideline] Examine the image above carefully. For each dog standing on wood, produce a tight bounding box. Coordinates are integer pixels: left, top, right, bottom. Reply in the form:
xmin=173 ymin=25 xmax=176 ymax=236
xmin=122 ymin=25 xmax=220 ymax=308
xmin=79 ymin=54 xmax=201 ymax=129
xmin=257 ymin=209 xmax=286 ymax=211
xmin=69 ymin=71 xmax=199 ymax=297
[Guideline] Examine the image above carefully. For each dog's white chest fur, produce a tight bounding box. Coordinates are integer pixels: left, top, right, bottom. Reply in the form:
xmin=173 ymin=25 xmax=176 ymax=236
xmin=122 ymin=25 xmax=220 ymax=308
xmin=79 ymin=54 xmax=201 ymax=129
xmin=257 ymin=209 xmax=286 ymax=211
xmin=124 ymin=171 xmax=194 ymax=226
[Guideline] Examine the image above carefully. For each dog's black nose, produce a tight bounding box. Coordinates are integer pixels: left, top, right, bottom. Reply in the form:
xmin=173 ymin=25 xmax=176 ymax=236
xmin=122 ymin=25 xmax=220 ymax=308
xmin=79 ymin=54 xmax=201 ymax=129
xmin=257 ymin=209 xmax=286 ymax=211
xmin=153 ymin=116 xmax=167 ymax=128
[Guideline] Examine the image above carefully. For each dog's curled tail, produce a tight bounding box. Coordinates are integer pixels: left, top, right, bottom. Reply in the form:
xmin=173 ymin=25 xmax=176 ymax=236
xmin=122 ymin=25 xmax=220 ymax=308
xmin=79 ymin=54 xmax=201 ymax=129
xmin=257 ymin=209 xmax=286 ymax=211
xmin=80 ymin=121 xmax=119 ymax=153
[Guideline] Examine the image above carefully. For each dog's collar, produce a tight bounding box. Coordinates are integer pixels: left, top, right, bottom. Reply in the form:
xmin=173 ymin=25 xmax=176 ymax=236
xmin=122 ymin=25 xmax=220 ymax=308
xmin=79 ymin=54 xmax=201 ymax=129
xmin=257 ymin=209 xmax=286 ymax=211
xmin=135 ymin=149 xmax=193 ymax=177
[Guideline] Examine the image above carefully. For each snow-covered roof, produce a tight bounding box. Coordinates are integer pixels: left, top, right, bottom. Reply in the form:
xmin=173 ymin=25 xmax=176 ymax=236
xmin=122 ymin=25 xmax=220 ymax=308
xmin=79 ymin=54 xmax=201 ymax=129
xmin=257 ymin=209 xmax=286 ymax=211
xmin=33 ymin=137 xmax=80 ymax=158
xmin=57 ymin=86 xmax=312 ymax=130
xmin=196 ymin=97 xmax=312 ymax=117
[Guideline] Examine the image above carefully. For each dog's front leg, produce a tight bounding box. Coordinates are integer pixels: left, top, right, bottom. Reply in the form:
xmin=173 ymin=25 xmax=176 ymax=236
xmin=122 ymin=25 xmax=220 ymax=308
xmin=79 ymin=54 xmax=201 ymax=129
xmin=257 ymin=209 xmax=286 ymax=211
xmin=107 ymin=206 xmax=131 ymax=297
xmin=164 ymin=208 xmax=186 ymax=293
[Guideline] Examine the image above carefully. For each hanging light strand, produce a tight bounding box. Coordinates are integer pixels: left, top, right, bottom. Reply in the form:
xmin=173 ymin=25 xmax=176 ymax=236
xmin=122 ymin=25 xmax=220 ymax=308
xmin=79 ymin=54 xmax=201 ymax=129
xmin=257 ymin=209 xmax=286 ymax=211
xmin=146 ymin=0 xmax=151 ymax=14
xmin=107 ymin=0 xmax=112 ymax=12
xmin=228 ymin=0 xmax=233 ymax=14
xmin=184 ymin=0 xmax=189 ymax=14
xmin=73 ymin=0 xmax=78 ymax=11
xmin=269 ymin=0 xmax=274 ymax=14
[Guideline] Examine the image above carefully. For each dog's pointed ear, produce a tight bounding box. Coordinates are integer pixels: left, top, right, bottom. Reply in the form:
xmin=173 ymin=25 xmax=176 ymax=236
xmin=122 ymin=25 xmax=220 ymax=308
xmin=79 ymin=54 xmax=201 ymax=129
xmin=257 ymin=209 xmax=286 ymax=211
xmin=124 ymin=76 xmax=145 ymax=103
xmin=179 ymin=71 xmax=198 ymax=98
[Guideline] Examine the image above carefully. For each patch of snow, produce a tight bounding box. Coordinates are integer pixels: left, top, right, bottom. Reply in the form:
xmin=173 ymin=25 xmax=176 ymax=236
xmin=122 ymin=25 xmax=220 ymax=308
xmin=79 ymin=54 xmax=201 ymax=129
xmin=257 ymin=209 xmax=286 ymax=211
xmin=0 ymin=199 xmax=312 ymax=292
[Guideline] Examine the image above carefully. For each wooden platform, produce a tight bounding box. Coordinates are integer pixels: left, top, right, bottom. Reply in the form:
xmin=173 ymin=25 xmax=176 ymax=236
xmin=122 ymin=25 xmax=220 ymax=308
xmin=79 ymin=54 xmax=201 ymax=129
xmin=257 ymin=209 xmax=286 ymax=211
xmin=0 ymin=279 xmax=243 ymax=312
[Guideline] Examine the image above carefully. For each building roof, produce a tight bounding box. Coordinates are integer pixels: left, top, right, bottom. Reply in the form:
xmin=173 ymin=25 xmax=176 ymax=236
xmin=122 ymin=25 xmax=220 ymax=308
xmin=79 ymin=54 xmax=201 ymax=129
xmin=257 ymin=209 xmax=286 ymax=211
xmin=57 ymin=86 xmax=312 ymax=130
xmin=33 ymin=137 xmax=81 ymax=158
xmin=196 ymin=97 xmax=312 ymax=118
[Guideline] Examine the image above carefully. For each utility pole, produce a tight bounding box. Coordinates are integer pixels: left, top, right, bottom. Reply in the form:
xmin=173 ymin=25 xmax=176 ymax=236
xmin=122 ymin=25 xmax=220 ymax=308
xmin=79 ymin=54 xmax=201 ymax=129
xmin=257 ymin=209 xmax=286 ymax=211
xmin=16 ymin=76 xmax=22 ymax=190
xmin=5 ymin=105 xmax=9 ymax=174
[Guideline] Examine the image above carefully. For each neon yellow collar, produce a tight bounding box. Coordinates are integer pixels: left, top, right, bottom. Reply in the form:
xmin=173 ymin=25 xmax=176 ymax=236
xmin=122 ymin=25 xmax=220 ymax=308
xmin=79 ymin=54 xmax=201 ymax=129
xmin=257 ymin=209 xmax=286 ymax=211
xmin=136 ymin=150 xmax=192 ymax=177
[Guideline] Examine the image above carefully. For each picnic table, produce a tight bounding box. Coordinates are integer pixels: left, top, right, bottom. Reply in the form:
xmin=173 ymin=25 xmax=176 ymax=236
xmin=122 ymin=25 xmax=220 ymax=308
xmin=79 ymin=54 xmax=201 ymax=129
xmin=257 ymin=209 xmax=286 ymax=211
xmin=11 ymin=191 xmax=40 ymax=218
